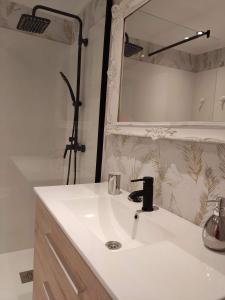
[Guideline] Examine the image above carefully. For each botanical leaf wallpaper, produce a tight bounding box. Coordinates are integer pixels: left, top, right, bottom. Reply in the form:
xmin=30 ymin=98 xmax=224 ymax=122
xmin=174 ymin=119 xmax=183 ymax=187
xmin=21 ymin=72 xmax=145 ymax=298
xmin=181 ymin=143 xmax=203 ymax=183
xmin=103 ymin=135 xmax=225 ymax=227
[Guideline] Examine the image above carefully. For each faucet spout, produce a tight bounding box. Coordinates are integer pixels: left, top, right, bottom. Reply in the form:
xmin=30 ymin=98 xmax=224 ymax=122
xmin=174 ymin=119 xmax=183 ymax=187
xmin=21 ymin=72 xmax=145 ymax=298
xmin=129 ymin=177 xmax=154 ymax=212
xmin=128 ymin=190 xmax=144 ymax=202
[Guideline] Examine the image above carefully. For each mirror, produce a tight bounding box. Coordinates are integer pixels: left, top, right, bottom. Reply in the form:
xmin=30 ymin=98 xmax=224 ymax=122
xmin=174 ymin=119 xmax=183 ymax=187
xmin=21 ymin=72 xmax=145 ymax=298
xmin=118 ymin=0 xmax=225 ymax=123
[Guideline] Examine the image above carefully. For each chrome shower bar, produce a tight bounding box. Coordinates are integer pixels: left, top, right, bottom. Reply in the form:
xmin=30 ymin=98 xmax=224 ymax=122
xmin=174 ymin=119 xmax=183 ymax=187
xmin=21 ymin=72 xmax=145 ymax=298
xmin=148 ymin=30 xmax=210 ymax=57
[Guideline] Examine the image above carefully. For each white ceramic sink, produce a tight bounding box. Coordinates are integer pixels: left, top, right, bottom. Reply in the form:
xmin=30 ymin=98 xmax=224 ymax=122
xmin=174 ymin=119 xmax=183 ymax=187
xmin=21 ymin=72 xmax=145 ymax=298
xmin=64 ymin=196 xmax=173 ymax=251
xmin=35 ymin=184 xmax=225 ymax=300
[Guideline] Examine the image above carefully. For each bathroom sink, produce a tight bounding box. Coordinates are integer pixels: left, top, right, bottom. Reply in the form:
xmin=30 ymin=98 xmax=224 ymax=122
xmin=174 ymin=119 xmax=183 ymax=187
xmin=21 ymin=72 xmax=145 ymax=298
xmin=64 ymin=196 xmax=172 ymax=251
xmin=35 ymin=183 xmax=225 ymax=300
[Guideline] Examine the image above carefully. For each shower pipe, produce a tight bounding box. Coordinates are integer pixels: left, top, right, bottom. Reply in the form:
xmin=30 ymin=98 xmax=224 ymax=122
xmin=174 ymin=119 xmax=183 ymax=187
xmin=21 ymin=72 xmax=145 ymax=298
xmin=148 ymin=30 xmax=210 ymax=57
xmin=18 ymin=5 xmax=88 ymax=185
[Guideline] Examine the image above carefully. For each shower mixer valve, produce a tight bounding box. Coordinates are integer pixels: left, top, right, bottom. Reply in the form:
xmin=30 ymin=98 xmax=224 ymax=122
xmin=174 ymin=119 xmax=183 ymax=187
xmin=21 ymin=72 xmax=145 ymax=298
xmin=63 ymin=142 xmax=86 ymax=159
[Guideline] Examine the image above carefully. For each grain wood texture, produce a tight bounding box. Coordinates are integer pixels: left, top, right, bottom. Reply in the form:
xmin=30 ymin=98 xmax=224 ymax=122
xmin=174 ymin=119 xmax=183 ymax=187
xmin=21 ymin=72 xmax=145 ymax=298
xmin=33 ymin=200 xmax=112 ymax=300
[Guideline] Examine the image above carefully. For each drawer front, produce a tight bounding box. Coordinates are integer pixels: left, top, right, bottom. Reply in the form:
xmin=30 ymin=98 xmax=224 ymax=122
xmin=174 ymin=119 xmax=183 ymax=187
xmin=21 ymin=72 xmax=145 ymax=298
xmin=33 ymin=272 xmax=48 ymax=300
xmin=33 ymin=250 xmax=67 ymax=300
xmin=36 ymin=230 xmax=81 ymax=300
xmin=34 ymin=200 xmax=112 ymax=300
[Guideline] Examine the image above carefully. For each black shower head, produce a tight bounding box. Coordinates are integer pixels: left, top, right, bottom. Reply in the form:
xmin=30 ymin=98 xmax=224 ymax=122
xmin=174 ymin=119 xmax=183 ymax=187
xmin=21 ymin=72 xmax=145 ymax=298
xmin=124 ymin=33 xmax=143 ymax=57
xmin=17 ymin=14 xmax=51 ymax=34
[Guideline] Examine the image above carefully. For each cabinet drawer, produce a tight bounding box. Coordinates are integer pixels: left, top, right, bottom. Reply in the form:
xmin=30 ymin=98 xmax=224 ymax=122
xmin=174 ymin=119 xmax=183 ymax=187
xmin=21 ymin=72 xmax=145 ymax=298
xmin=33 ymin=250 xmax=67 ymax=300
xmin=35 ymin=231 xmax=80 ymax=300
xmin=33 ymin=271 xmax=48 ymax=300
xmin=34 ymin=200 xmax=112 ymax=300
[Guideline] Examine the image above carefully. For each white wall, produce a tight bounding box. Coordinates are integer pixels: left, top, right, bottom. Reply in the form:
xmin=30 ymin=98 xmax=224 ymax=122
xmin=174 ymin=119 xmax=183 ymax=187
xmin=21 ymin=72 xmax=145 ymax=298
xmin=0 ymin=0 xmax=106 ymax=253
xmin=63 ymin=0 xmax=106 ymax=184
xmin=192 ymin=69 xmax=217 ymax=121
xmin=119 ymin=59 xmax=194 ymax=122
xmin=14 ymin=0 xmax=91 ymax=15
xmin=213 ymin=67 xmax=225 ymax=121
xmin=120 ymin=59 xmax=225 ymax=122
xmin=192 ymin=67 xmax=225 ymax=122
xmin=0 ymin=27 xmax=74 ymax=253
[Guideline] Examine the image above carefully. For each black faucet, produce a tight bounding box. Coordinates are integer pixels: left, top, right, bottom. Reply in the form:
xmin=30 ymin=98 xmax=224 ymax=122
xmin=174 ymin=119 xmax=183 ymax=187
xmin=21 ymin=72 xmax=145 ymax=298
xmin=128 ymin=177 xmax=154 ymax=212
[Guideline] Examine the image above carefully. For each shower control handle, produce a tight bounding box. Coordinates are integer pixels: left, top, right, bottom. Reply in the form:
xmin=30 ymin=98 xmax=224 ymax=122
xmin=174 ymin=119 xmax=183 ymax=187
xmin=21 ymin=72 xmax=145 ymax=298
xmin=82 ymin=38 xmax=88 ymax=47
xmin=63 ymin=143 xmax=86 ymax=159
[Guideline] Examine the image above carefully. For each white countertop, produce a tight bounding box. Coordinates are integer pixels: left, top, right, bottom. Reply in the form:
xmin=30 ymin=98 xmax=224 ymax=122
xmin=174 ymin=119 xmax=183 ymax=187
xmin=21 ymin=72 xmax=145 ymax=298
xmin=34 ymin=183 xmax=225 ymax=300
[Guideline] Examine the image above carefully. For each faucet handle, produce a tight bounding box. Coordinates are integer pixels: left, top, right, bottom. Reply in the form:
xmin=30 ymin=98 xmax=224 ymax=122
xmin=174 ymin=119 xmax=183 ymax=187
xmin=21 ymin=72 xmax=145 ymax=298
xmin=131 ymin=177 xmax=154 ymax=183
xmin=131 ymin=179 xmax=144 ymax=183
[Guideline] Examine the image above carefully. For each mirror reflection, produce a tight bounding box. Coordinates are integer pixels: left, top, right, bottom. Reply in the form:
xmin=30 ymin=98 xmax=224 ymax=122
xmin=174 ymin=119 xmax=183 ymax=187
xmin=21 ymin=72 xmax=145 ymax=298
xmin=119 ymin=0 xmax=225 ymax=122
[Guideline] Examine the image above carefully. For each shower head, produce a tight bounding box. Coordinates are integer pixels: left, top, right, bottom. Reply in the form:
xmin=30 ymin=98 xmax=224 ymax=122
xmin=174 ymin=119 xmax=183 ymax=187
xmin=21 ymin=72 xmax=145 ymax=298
xmin=124 ymin=33 xmax=143 ymax=57
xmin=17 ymin=14 xmax=51 ymax=34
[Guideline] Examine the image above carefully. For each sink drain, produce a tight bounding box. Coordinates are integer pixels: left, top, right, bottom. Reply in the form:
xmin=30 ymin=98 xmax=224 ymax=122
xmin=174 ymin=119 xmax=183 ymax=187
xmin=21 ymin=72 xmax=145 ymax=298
xmin=105 ymin=241 xmax=122 ymax=250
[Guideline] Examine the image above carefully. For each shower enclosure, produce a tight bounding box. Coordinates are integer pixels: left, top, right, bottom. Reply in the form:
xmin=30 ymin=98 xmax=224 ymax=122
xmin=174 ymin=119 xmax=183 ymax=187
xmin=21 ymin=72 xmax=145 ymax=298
xmin=17 ymin=4 xmax=89 ymax=185
xmin=0 ymin=0 xmax=107 ymax=298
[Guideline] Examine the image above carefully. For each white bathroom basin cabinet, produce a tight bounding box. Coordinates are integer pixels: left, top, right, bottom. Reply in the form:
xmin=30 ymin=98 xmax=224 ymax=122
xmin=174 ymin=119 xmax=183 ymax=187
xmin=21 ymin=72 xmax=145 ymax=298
xmin=33 ymin=183 xmax=225 ymax=300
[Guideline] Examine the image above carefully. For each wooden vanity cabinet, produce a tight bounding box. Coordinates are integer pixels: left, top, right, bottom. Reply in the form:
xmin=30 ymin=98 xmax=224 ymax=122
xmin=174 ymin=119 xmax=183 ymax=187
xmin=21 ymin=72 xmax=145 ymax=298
xmin=33 ymin=200 xmax=112 ymax=300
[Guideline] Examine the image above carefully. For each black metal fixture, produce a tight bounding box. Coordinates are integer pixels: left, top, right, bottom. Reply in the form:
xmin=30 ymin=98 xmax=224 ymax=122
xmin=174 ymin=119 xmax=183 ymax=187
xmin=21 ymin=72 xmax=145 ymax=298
xmin=17 ymin=14 xmax=50 ymax=34
xmin=95 ymin=0 xmax=113 ymax=183
xmin=60 ymin=71 xmax=86 ymax=185
xmin=124 ymin=33 xmax=143 ymax=57
xmin=17 ymin=5 xmax=88 ymax=185
xmin=148 ymin=30 xmax=210 ymax=57
xmin=129 ymin=177 xmax=154 ymax=212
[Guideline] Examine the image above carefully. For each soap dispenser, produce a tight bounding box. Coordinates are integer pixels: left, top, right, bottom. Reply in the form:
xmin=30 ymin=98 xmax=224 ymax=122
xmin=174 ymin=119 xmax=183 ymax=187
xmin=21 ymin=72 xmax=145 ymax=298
xmin=202 ymin=197 xmax=225 ymax=251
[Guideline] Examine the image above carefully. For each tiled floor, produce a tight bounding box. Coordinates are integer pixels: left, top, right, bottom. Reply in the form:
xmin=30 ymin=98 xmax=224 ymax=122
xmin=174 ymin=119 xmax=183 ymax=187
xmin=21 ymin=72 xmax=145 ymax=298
xmin=0 ymin=249 xmax=33 ymax=300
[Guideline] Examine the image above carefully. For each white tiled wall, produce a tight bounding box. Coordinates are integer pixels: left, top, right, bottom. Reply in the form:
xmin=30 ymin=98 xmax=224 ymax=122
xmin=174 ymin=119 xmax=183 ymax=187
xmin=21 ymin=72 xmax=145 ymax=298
xmin=120 ymin=58 xmax=225 ymax=122
xmin=120 ymin=59 xmax=195 ymax=122
xmin=0 ymin=0 xmax=106 ymax=253
xmin=0 ymin=27 xmax=74 ymax=253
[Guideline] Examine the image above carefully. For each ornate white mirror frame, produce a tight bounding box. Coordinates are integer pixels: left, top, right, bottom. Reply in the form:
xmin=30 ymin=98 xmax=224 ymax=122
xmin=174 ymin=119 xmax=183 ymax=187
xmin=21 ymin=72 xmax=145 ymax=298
xmin=105 ymin=0 xmax=225 ymax=143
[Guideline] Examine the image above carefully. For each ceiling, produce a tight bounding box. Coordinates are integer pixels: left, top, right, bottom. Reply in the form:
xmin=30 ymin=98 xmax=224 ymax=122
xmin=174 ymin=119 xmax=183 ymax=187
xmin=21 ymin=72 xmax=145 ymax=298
xmin=15 ymin=0 xmax=92 ymax=15
xmin=126 ymin=0 xmax=225 ymax=54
